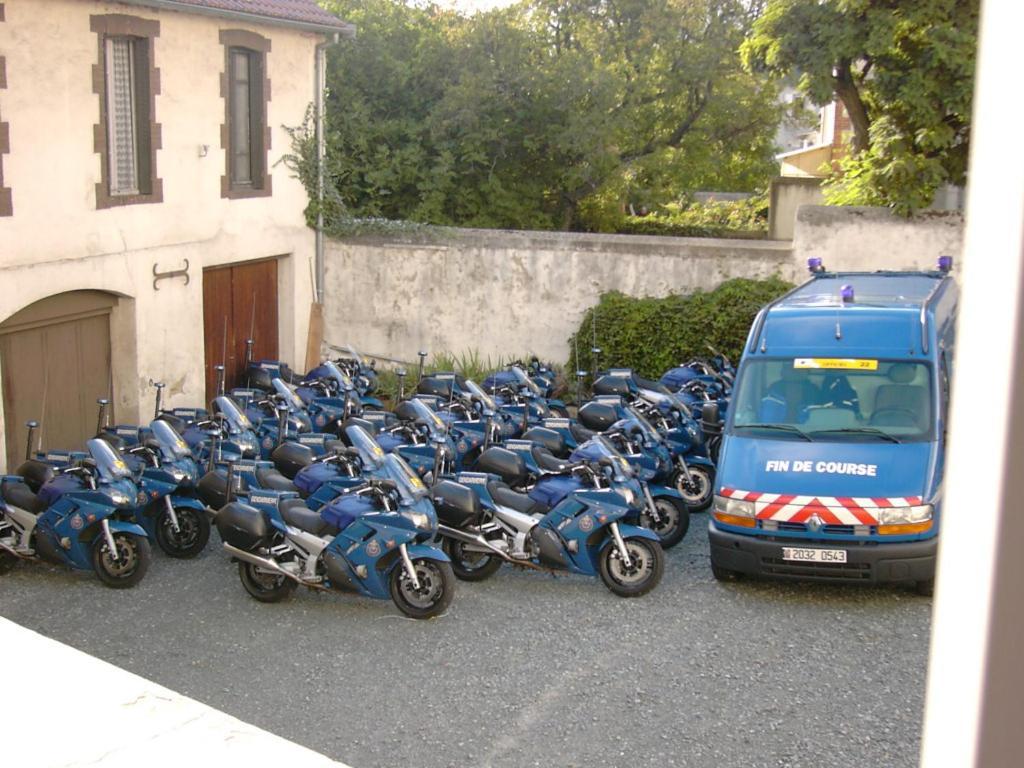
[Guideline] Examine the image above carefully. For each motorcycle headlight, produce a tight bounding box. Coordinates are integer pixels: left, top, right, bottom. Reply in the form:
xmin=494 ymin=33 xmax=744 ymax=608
xmin=403 ymin=510 xmax=432 ymax=531
xmin=109 ymin=490 xmax=132 ymax=506
xmin=714 ymin=495 xmax=755 ymax=518
xmin=618 ymin=484 xmax=637 ymax=507
xmin=170 ymin=468 xmax=187 ymax=483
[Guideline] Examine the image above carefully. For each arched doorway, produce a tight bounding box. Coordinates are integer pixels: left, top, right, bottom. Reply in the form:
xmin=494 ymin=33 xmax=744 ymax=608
xmin=0 ymin=291 xmax=116 ymax=468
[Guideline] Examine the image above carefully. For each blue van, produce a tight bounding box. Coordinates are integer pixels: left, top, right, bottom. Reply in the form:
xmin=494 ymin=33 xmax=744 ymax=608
xmin=707 ymin=262 xmax=957 ymax=595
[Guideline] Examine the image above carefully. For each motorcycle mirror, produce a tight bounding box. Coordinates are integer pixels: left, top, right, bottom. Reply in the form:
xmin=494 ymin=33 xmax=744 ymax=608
xmin=24 ymin=420 xmax=39 ymax=461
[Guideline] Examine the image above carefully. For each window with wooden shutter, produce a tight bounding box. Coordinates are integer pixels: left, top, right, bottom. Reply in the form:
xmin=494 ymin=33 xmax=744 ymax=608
xmin=106 ymin=37 xmax=139 ymax=196
xmin=220 ymin=30 xmax=271 ymax=199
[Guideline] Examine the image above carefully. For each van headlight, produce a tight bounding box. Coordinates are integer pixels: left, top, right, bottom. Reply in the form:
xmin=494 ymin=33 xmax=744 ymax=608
xmin=878 ymin=505 xmax=933 ymax=525
xmin=714 ymin=495 xmax=755 ymax=518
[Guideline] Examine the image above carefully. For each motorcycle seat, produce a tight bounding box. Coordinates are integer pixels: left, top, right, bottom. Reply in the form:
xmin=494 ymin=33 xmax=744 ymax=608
xmin=532 ymin=446 xmax=568 ymax=473
xmin=487 ymin=480 xmax=547 ymax=516
xmin=256 ymin=467 xmax=299 ymax=493
xmin=570 ymin=423 xmax=596 ymax=443
xmin=279 ymin=498 xmax=337 ymax=537
xmin=1 ymin=480 xmax=45 ymax=514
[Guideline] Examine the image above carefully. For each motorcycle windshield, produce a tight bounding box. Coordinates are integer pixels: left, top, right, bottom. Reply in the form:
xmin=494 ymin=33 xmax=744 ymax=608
xmin=510 ymin=366 xmax=542 ymax=396
xmin=343 ymin=345 xmax=364 ymax=366
xmin=643 ymin=390 xmax=692 ymax=418
xmin=624 ymin=406 xmax=661 ymax=442
xmin=323 ymin=361 xmax=356 ymax=392
xmin=410 ymin=398 xmax=447 ymax=438
xmin=384 ymin=453 xmax=428 ymax=506
xmin=592 ymin=436 xmax=634 ymax=481
xmin=214 ymin=396 xmax=253 ymax=432
xmin=87 ymin=438 xmax=132 ymax=480
xmin=150 ymin=420 xmax=190 ymax=460
xmin=273 ymin=378 xmax=306 ymax=411
xmin=465 ymin=379 xmax=498 ymax=411
xmin=345 ymin=425 xmax=387 ymax=470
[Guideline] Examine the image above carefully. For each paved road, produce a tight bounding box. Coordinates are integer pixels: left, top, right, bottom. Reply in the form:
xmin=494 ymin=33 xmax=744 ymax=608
xmin=0 ymin=519 xmax=931 ymax=768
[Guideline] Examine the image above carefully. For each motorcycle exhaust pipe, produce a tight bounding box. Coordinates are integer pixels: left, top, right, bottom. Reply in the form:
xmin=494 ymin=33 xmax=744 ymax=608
xmin=437 ymin=524 xmax=509 ymax=559
xmin=0 ymin=540 xmax=32 ymax=561
xmin=222 ymin=543 xmax=303 ymax=585
xmin=24 ymin=420 xmax=39 ymax=462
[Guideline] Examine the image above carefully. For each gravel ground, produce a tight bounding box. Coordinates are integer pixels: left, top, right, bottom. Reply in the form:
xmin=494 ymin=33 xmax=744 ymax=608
xmin=0 ymin=518 xmax=931 ymax=768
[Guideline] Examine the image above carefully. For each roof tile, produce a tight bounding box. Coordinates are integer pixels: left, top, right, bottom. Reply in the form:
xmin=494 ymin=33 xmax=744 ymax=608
xmin=159 ymin=0 xmax=350 ymax=31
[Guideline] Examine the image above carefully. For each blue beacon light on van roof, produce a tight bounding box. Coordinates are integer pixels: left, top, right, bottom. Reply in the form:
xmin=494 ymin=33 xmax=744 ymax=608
xmin=807 ymin=257 xmax=825 ymax=274
xmin=840 ymin=284 xmax=855 ymax=303
xmin=938 ymin=255 xmax=953 ymax=273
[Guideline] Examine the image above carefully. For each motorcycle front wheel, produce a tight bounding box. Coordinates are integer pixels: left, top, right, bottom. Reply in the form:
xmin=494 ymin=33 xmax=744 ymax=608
xmin=672 ymin=464 xmax=714 ymax=513
xmin=598 ymin=536 xmax=664 ymax=598
xmin=238 ymin=561 xmax=298 ymax=603
xmin=155 ymin=506 xmax=211 ymax=559
xmin=442 ymin=537 xmax=502 ymax=581
xmin=389 ymin=558 xmax=455 ymax=619
xmin=92 ymin=533 xmax=151 ymax=588
xmin=640 ymin=496 xmax=690 ymax=549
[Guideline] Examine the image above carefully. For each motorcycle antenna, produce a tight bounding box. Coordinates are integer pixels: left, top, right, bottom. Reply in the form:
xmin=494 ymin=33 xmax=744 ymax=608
xmin=417 ymin=350 xmax=427 ymax=383
xmin=96 ymin=397 xmax=110 ymax=435
xmin=396 ymin=367 xmax=407 ymax=401
xmin=245 ymin=291 xmax=256 ymax=386
xmin=590 ymin=307 xmax=601 ymax=390
xmin=214 ymin=364 xmax=226 ymax=398
xmin=24 ymin=420 xmax=38 ymax=461
xmin=152 ymin=380 xmax=165 ymax=419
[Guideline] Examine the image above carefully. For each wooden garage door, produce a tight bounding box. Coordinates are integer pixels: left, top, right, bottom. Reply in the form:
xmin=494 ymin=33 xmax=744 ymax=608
xmin=0 ymin=291 xmax=115 ymax=469
xmin=203 ymin=259 xmax=278 ymax=403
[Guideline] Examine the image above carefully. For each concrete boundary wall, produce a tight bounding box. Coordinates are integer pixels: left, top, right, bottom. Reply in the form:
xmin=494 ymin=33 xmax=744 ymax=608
xmin=324 ymin=206 xmax=964 ymax=366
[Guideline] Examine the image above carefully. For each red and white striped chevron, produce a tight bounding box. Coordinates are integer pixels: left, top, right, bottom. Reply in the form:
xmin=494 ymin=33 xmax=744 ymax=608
xmin=720 ymin=487 xmax=923 ymax=526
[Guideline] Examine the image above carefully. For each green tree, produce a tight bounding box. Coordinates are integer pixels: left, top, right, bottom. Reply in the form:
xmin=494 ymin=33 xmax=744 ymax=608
xmin=316 ymin=0 xmax=783 ymax=231
xmin=742 ymin=0 xmax=979 ymax=213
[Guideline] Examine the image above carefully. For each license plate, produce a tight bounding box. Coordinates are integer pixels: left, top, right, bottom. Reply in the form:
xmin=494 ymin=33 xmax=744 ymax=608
xmin=781 ymin=547 xmax=847 ymax=563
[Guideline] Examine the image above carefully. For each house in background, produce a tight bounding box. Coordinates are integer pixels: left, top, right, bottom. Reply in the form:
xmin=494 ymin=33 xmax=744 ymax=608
xmin=776 ymin=99 xmax=852 ymax=178
xmin=0 ymin=0 xmax=352 ymax=470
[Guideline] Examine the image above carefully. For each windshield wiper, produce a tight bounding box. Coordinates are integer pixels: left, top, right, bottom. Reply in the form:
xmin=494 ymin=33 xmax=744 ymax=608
xmin=733 ymin=423 xmax=813 ymax=442
xmin=809 ymin=427 xmax=902 ymax=444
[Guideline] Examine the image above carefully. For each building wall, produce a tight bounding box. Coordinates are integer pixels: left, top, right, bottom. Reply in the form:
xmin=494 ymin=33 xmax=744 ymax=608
xmin=323 ymin=207 xmax=964 ymax=368
xmin=0 ymin=0 xmax=321 ymax=467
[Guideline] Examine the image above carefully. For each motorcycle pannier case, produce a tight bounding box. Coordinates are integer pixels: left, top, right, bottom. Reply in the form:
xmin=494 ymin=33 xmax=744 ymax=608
xmin=216 ymin=502 xmax=271 ymax=550
xmin=432 ymin=480 xmax=482 ymax=528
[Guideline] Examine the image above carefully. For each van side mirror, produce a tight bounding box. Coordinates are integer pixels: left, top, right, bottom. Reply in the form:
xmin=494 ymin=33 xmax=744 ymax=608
xmin=701 ymin=402 xmax=720 ymax=434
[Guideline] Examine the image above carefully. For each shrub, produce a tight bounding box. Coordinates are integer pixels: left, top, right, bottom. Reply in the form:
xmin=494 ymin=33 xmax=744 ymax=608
xmin=566 ymin=276 xmax=793 ymax=379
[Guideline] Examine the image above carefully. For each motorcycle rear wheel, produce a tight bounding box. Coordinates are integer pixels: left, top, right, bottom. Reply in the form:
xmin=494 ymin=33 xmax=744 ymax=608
xmin=442 ymin=537 xmax=502 ymax=581
xmin=155 ymin=506 xmax=211 ymax=559
xmin=640 ymin=496 xmax=690 ymax=549
xmin=92 ymin=533 xmax=151 ymax=588
xmin=672 ymin=465 xmax=714 ymax=513
xmin=389 ymin=558 xmax=455 ymax=619
xmin=238 ymin=561 xmax=298 ymax=603
xmin=599 ymin=537 xmax=663 ymax=598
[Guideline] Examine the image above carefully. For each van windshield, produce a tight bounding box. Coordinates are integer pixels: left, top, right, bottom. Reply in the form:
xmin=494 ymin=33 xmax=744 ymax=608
xmin=730 ymin=359 xmax=933 ymax=442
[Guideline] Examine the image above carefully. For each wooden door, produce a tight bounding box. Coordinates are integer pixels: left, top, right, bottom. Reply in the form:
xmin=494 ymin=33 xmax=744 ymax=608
xmin=0 ymin=292 xmax=114 ymax=469
xmin=202 ymin=259 xmax=278 ymax=403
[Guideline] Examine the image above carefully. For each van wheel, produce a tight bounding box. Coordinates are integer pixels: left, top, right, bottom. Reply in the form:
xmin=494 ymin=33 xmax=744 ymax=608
xmin=914 ymin=579 xmax=934 ymax=597
xmin=711 ymin=563 xmax=740 ymax=582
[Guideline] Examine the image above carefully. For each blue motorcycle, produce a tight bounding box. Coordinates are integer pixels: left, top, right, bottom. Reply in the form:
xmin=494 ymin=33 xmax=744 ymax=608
xmin=0 ymin=439 xmax=151 ymax=587
xmin=431 ymin=436 xmax=663 ymax=596
xmin=215 ymin=450 xmax=455 ymax=619
xmin=122 ymin=420 xmax=211 ymax=558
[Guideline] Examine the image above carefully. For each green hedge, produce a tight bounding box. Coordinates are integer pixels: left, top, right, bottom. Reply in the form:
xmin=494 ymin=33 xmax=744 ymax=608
xmin=566 ymin=277 xmax=793 ymax=379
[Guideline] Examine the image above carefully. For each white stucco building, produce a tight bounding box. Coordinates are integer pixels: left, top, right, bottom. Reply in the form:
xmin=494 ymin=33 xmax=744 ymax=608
xmin=0 ymin=0 xmax=352 ymax=469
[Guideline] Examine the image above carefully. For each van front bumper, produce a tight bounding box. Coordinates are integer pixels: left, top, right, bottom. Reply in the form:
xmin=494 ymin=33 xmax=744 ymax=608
xmin=708 ymin=521 xmax=937 ymax=584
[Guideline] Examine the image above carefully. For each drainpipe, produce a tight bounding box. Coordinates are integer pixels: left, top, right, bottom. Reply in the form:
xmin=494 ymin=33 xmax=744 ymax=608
xmin=314 ymin=33 xmax=341 ymax=305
